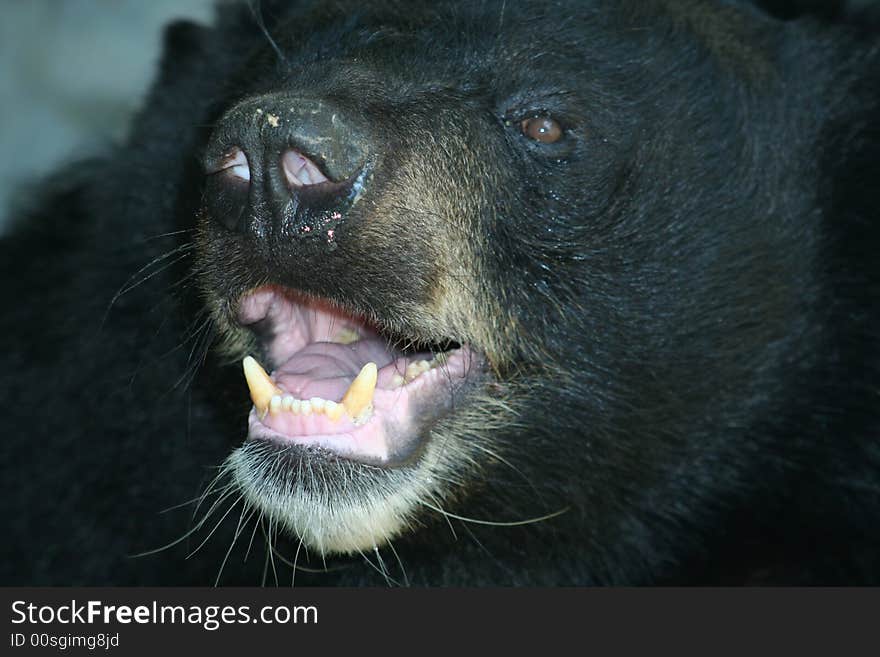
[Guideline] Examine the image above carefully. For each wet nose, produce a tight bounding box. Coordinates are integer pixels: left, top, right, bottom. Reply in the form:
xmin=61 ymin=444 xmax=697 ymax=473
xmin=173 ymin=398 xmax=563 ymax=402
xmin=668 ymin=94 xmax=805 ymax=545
xmin=203 ymin=97 xmax=369 ymax=240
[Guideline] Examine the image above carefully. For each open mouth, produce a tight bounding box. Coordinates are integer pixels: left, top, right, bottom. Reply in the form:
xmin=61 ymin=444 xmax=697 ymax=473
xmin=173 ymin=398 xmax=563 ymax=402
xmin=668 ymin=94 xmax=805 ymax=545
xmin=236 ymin=287 xmax=480 ymax=465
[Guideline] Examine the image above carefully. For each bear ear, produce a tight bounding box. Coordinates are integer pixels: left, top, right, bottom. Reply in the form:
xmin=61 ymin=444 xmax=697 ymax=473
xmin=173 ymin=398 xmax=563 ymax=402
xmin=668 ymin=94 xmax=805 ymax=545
xmin=156 ymin=19 xmax=211 ymax=80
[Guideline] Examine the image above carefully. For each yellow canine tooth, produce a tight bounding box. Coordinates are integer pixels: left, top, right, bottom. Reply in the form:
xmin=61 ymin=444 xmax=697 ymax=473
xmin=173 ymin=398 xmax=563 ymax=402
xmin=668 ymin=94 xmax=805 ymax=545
xmin=243 ymin=356 xmax=283 ymax=416
xmin=341 ymin=362 xmax=377 ymax=421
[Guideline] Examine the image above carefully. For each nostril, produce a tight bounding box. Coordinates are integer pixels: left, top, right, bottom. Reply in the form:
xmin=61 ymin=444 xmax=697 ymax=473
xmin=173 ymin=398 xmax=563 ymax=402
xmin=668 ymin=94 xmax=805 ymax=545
xmin=203 ymin=146 xmax=251 ymax=233
xmin=207 ymin=146 xmax=251 ymax=182
xmin=282 ymin=148 xmax=330 ymax=188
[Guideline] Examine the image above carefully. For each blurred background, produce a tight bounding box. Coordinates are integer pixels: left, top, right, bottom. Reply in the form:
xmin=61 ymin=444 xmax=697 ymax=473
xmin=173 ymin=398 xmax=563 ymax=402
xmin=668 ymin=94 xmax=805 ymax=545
xmin=0 ymin=0 xmax=876 ymax=231
xmin=0 ymin=0 xmax=213 ymax=228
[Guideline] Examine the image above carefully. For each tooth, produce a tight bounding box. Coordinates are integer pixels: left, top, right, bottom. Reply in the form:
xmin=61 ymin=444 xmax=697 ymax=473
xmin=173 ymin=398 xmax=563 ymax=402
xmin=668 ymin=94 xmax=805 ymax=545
xmin=291 ymin=399 xmax=302 ymax=414
xmin=243 ymin=356 xmax=283 ymax=414
xmin=334 ymin=328 xmax=360 ymax=344
xmin=405 ymin=362 xmax=422 ymax=382
xmin=342 ymin=362 xmax=377 ymax=420
xmin=391 ymin=374 xmax=405 ymax=389
xmin=310 ymin=397 xmax=326 ymax=413
xmin=300 ymin=400 xmax=312 ymax=416
xmin=281 ymin=395 xmax=294 ymax=411
xmin=325 ymin=400 xmax=344 ymax=422
xmin=269 ymin=395 xmax=282 ymax=415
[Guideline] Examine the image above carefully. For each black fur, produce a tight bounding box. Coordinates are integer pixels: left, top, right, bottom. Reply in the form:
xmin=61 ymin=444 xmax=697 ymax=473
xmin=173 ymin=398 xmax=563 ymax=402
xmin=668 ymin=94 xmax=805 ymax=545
xmin=1 ymin=0 xmax=878 ymax=585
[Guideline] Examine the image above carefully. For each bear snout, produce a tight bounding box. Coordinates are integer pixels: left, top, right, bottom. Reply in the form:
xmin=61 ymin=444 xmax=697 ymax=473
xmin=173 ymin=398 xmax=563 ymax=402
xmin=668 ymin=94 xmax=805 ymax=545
xmin=203 ymin=95 xmax=370 ymax=244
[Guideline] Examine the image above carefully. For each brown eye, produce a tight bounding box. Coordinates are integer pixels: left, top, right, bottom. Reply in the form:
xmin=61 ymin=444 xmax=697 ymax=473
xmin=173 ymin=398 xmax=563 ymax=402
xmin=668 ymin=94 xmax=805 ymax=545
xmin=520 ymin=116 xmax=563 ymax=143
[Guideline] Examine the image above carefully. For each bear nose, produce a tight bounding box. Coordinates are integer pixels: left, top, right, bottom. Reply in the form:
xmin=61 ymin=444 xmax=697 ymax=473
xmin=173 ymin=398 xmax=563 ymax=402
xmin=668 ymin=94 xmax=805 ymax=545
xmin=203 ymin=97 xmax=369 ymax=240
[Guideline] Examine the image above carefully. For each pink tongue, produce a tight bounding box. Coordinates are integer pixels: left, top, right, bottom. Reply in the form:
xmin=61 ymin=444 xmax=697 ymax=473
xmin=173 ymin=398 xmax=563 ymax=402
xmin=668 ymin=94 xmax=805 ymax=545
xmin=273 ymin=338 xmax=396 ymax=401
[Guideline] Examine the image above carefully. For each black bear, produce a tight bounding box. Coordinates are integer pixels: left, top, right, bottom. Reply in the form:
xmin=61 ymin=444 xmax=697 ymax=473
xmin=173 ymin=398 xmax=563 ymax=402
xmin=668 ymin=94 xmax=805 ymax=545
xmin=1 ymin=0 xmax=878 ymax=585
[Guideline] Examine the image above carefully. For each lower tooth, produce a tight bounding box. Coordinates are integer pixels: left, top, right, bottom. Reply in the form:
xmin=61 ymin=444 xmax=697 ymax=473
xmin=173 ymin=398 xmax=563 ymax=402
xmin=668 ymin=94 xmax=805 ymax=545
xmin=405 ymin=362 xmax=430 ymax=381
xmin=291 ymin=399 xmax=302 ymax=413
xmin=391 ymin=374 xmax=405 ymax=388
xmin=281 ymin=396 xmax=294 ymax=411
xmin=301 ymin=401 xmax=312 ymax=416
xmin=310 ymin=397 xmax=325 ymax=412
xmin=325 ymin=400 xmax=344 ymax=422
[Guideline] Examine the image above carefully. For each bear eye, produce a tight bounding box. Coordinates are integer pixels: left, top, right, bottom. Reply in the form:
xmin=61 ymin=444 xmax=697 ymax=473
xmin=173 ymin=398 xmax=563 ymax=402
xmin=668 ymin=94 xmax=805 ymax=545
xmin=520 ymin=116 xmax=563 ymax=144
